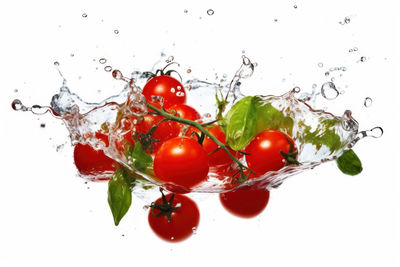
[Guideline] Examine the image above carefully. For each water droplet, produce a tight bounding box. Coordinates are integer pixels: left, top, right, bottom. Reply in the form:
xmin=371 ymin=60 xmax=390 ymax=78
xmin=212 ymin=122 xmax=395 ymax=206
xmin=292 ymin=86 xmax=301 ymax=93
xmin=187 ymin=68 xmax=191 ymax=73
xmin=318 ymin=62 xmax=323 ymax=68
xmin=177 ymin=86 xmax=182 ymax=90
xmin=104 ymin=66 xmax=112 ymax=72
xmin=192 ymin=227 xmax=197 ymax=234
xmin=330 ymin=77 xmax=335 ymax=82
xmin=360 ymin=56 xmax=366 ymax=62
xmin=344 ymin=16 xmax=351 ymax=24
xmin=170 ymin=237 xmax=175 ymax=240
xmin=166 ymin=56 xmax=174 ymax=63
xmin=369 ymin=127 xmax=383 ymax=138
xmin=176 ymin=91 xmax=185 ymax=97
xmin=99 ymin=58 xmax=107 ymax=64
xmin=321 ymin=82 xmax=339 ymax=100
xmin=294 ymin=4 xmax=298 ymax=9
xmin=354 ymin=47 xmax=358 ymax=51
xmin=114 ymin=29 xmax=119 ymax=34
xmin=184 ymin=9 xmax=188 ymax=13
xmin=54 ymin=61 xmax=60 ymax=67
xmin=11 ymin=99 xmax=24 ymax=111
xmin=325 ymin=71 xmax=330 ymax=77
xmin=14 ymin=89 xmax=18 ymax=93
xmin=207 ymin=9 xmax=214 ymax=16
xmin=170 ymin=88 xmax=175 ymax=93
xmin=112 ymin=69 xmax=123 ymax=80
xmin=56 ymin=144 xmax=64 ymax=152
xmin=274 ymin=18 xmax=278 ymax=22
xmin=82 ymin=13 xmax=87 ymax=18
xmin=40 ymin=123 xmax=46 ymax=128
xmin=364 ymin=97 xmax=372 ymax=107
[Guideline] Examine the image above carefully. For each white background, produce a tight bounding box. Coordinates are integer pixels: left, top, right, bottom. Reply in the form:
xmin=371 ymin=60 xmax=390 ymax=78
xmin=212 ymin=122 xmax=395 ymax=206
xmin=1 ymin=0 xmax=399 ymax=266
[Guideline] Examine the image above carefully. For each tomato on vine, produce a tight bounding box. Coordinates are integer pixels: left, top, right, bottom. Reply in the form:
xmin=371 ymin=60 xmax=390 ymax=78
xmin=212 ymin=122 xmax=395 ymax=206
xmin=219 ymin=186 xmax=270 ymax=218
xmin=153 ymin=136 xmax=209 ymax=190
xmin=245 ymin=130 xmax=298 ymax=176
xmin=148 ymin=190 xmax=200 ymax=242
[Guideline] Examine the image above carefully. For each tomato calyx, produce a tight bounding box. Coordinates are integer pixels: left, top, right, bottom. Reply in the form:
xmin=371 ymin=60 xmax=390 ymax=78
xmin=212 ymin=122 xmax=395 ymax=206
xmin=150 ymin=188 xmax=180 ymax=222
xmin=135 ymin=118 xmax=171 ymax=153
xmin=280 ymin=136 xmax=300 ymax=166
xmin=148 ymin=62 xmax=182 ymax=82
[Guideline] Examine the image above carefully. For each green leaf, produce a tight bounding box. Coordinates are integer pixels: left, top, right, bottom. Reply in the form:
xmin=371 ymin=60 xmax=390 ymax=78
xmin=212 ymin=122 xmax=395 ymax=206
xmin=300 ymin=119 xmax=343 ymax=153
xmin=107 ymin=169 xmax=133 ymax=226
xmin=221 ymin=96 xmax=294 ymax=151
xmin=222 ymin=96 xmax=258 ymax=150
xmin=336 ymin=149 xmax=363 ymax=175
xmin=131 ymin=142 xmax=153 ymax=172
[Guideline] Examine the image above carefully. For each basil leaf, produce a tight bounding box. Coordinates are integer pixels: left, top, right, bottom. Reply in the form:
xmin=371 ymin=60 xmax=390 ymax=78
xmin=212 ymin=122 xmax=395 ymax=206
xmin=336 ymin=149 xmax=363 ymax=175
xmin=222 ymin=96 xmax=294 ymax=151
xmin=300 ymin=119 xmax=343 ymax=153
xmin=131 ymin=142 xmax=153 ymax=172
xmin=222 ymin=96 xmax=258 ymax=151
xmin=107 ymin=169 xmax=132 ymax=226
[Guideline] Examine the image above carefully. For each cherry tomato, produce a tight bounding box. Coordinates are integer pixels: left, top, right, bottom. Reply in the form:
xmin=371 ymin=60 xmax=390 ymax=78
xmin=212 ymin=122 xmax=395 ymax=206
xmin=202 ymin=125 xmax=242 ymax=170
xmin=245 ymin=130 xmax=297 ymax=176
xmin=73 ymin=133 xmax=116 ymax=180
xmin=154 ymin=137 xmax=209 ymax=190
xmin=168 ymin=104 xmax=201 ymax=121
xmin=148 ymin=193 xmax=200 ymax=242
xmin=219 ymin=186 xmax=270 ymax=218
xmin=135 ymin=115 xmax=180 ymax=153
xmin=142 ymin=75 xmax=186 ymax=109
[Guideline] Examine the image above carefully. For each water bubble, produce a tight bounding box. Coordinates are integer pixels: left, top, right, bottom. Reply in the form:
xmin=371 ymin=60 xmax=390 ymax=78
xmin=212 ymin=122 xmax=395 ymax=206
xmin=360 ymin=56 xmax=367 ymax=62
xmin=166 ymin=56 xmax=174 ymax=63
xmin=112 ymin=69 xmax=123 ymax=80
xmin=292 ymin=86 xmax=301 ymax=93
xmin=364 ymin=97 xmax=372 ymax=107
xmin=104 ymin=66 xmax=112 ymax=72
xmin=207 ymin=9 xmax=214 ymax=15
xmin=99 ymin=58 xmax=107 ymax=64
xmin=318 ymin=62 xmax=323 ymax=68
xmin=114 ymin=29 xmax=119 ymax=34
xmin=294 ymin=4 xmax=298 ymax=9
xmin=54 ymin=61 xmax=60 ymax=67
xmin=40 ymin=123 xmax=46 ymax=128
xmin=82 ymin=13 xmax=87 ymax=18
xmin=321 ymin=82 xmax=339 ymax=100
xmin=11 ymin=99 xmax=25 ymax=111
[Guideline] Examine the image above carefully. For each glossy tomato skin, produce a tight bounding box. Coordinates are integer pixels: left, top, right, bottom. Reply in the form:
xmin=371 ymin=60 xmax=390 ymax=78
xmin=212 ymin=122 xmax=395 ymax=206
xmin=73 ymin=142 xmax=115 ymax=180
xmin=148 ymin=193 xmax=200 ymax=242
xmin=154 ymin=137 xmax=209 ymax=190
xmin=245 ymin=130 xmax=297 ymax=176
xmin=168 ymin=104 xmax=201 ymax=121
xmin=135 ymin=115 xmax=180 ymax=153
xmin=202 ymin=125 xmax=242 ymax=170
xmin=142 ymin=75 xmax=186 ymax=109
xmin=219 ymin=186 xmax=270 ymax=218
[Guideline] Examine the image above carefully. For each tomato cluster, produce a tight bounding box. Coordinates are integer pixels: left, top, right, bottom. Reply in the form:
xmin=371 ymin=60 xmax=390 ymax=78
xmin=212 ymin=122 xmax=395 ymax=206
xmin=72 ymin=70 xmax=299 ymax=242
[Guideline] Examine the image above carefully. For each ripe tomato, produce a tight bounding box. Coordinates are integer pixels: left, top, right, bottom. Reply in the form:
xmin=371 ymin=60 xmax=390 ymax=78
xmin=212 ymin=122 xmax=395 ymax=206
xmin=154 ymin=137 xmax=209 ymax=190
xmin=168 ymin=104 xmax=201 ymax=121
xmin=142 ymin=75 xmax=186 ymax=109
xmin=73 ymin=133 xmax=116 ymax=180
xmin=245 ymin=130 xmax=297 ymax=176
xmin=219 ymin=186 xmax=270 ymax=218
xmin=148 ymin=193 xmax=200 ymax=242
xmin=202 ymin=125 xmax=242 ymax=170
xmin=135 ymin=115 xmax=180 ymax=153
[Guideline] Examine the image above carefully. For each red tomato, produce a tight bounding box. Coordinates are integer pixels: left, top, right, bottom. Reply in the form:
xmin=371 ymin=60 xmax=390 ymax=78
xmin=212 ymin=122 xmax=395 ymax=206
xmin=148 ymin=193 xmax=200 ymax=242
xmin=202 ymin=125 xmax=242 ymax=170
xmin=168 ymin=104 xmax=200 ymax=121
xmin=142 ymin=75 xmax=186 ymax=109
xmin=154 ymin=137 xmax=209 ymax=190
xmin=219 ymin=186 xmax=270 ymax=218
xmin=245 ymin=130 xmax=297 ymax=176
xmin=135 ymin=115 xmax=180 ymax=153
xmin=73 ymin=134 xmax=116 ymax=180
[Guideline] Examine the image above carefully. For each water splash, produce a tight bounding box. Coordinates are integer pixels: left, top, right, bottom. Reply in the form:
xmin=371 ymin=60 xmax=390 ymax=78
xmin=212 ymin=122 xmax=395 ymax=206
xmin=11 ymin=57 xmax=377 ymax=193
